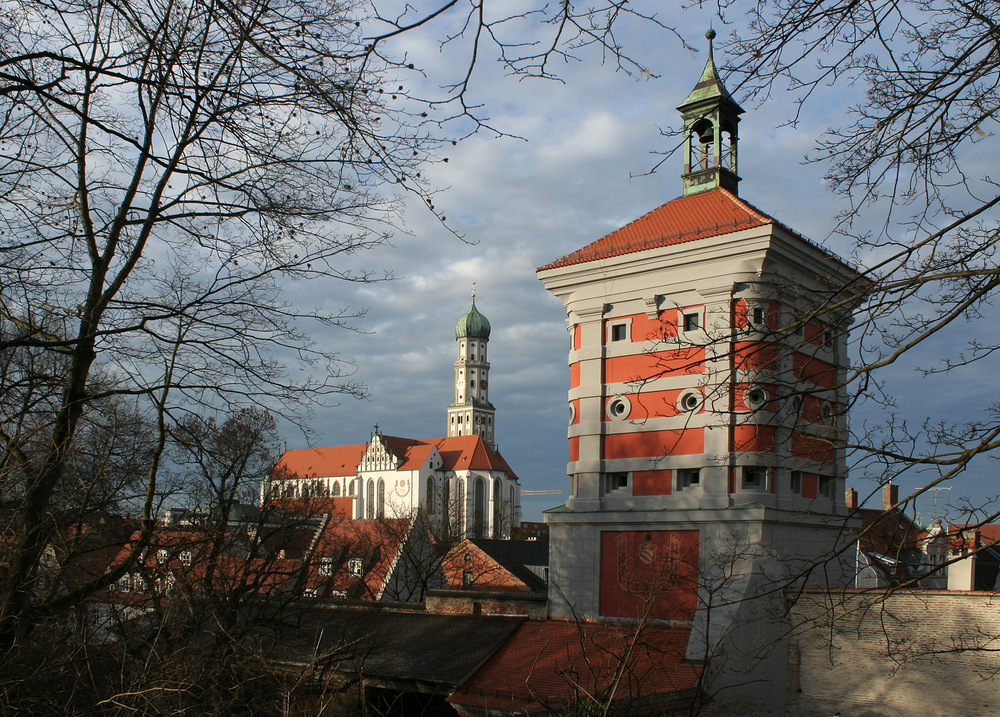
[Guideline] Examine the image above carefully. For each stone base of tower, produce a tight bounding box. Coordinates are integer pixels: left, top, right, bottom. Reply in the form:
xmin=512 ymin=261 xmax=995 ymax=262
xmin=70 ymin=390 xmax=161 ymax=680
xmin=545 ymin=505 xmax=858 ymax=713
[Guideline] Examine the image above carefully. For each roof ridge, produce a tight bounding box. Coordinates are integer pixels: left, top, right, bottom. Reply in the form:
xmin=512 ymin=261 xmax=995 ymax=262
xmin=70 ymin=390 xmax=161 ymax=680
xmin=716 ymin=188 xmax=774 ymax=224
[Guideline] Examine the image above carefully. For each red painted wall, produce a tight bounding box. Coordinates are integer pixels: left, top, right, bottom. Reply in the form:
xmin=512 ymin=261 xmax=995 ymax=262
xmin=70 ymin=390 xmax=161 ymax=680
xmin=792 ymin=432 xmax=835 ymax=463
xmin=603 ymin=429 xmax=704 ymax=460
xmin=599 ymin=529 xmax=699 ymax=620
xmin=794 ymin=353 xmax=836 ymax=388
xmin=632 ymin=469 xmax=672 ymax=496
xmin=733 ymin=425 xmax=776 ymax=453
xmin=605 ymin=348 xmax=706 ymax=384
xmin=569 ymin=436 xmax=580 ymax=462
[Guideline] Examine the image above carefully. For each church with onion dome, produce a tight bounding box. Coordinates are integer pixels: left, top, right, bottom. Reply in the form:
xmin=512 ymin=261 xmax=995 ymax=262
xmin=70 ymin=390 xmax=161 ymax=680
xmin=447 ymin=291 xmax=497 ymax=448
xmin=267 ymin=294 xmax=521 ymax=539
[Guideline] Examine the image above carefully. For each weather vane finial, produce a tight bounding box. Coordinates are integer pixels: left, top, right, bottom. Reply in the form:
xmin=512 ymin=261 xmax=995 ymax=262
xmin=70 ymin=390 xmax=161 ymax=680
xmin=471 ymin=282 xmax=477 ymax=299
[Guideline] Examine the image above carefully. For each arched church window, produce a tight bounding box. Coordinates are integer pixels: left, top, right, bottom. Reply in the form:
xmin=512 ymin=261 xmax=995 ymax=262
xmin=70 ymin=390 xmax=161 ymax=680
xmin=377 ymin=479 xmax=385 ymax=518
xmin=492 ymin=478 xmax=502 ymax=538
xmin=427 ymin=476 xmax=435 ymax=514
xmin=473 ymin=477 xmax=486 ymax=539
xmin=442 ymin=480 xmax=451 ymax=535
xmin=456 ymin=479 xmax=465 ymax=536
xmin=366 ymin=479 xmax=374 ymax=519
xmin=332 ymin=481 xmax=342 ymax=497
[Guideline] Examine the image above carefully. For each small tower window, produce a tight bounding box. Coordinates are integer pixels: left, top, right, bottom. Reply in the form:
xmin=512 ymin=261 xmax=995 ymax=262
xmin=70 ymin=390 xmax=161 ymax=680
xmin=743 ymin=466 xmax=768 ymax=489
xmin=604 ymin=472 xmax=629 ymax=492
xmin=683 ymin=313 xmax=700 ymax=332
xmin=678 ymin=469 xmax=701 ymax=489
xmin=611 ymin=324 xmax=628 ymax=342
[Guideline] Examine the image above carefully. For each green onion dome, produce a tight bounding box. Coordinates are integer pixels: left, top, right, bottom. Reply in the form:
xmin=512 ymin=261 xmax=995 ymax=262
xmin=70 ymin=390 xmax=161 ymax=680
xmin=455 ymin=299 xmax=491 ymax=339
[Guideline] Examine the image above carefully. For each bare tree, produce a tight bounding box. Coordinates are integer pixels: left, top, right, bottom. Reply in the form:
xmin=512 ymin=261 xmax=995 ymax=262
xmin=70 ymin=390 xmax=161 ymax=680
xmin=705 ymin=0 xmax=1000 ymax=518
xmin=0 ymin=0 xmax=694 ymax=652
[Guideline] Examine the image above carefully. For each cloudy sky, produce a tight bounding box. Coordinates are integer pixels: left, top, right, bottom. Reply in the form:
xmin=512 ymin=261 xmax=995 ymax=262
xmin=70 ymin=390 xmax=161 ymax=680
xmin=280 ymin=4 xmax=997 ymax=522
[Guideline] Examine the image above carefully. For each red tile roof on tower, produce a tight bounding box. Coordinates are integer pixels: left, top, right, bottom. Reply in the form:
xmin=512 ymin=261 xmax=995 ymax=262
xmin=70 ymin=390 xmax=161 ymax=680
xmin=538 ymin=188 xmax=774 ymax=271
xmin=277 ymin=444 xmax=367 ymax=478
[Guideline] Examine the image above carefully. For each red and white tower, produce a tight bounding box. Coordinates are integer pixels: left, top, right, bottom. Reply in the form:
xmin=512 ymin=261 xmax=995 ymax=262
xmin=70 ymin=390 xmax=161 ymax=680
xmin=536 ymin=33 xmax=862 ymax=708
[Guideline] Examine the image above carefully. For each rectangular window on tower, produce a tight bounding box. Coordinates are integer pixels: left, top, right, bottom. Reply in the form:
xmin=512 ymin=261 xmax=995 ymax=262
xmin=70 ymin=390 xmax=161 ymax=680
xmin=683 ymin=313 xmax=700 ymax=332
xmin=677 ymin=468 xmax=701 ymax=490
xmin=611 ymin=323 xmax=628 ymax=342
xmin=604 ymin=472 xmax=629 ymax=493
xmin=742 ymin=466 xmax=768 ymax=490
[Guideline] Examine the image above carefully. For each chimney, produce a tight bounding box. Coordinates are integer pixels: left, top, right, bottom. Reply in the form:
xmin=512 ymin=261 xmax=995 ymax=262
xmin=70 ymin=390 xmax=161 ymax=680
xmin=882 ymin=483 xmax=898 ymax=512
xmin=845 ymin=488 xmax=858 ymax=510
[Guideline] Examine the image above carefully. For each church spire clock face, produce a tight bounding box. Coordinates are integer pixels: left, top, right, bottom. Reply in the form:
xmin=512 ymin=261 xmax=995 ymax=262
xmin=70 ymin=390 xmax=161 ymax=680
xmin=447 ymin=287 xmax=497 ymax=449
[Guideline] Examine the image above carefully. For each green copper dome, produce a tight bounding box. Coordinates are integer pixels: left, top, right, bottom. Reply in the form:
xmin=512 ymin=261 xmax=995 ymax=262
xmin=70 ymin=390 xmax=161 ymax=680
xmin=455 ymin=299 xmax=491 ymax=339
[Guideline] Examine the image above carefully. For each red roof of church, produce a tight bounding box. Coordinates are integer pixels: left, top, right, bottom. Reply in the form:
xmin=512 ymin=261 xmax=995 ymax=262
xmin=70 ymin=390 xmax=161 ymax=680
xmin=538 ymin=188 xmax=774 ymax=271
xmin=274 ymin=434 xmax=516 ymax=480
xmin=430 ymin=435 xmax=516 ymax=474
xmin=276 ymin=444 xmax=367 ymax=478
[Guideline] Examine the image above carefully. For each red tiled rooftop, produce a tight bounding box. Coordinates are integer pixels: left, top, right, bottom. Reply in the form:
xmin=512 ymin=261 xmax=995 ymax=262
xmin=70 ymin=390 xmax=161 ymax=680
xmin=449 ymin=620 xmax=700 ymax=714
xmin=538 ymin=188 xmax=773 ymax=271
xmin=274 ymin=434 xmax=516 ymax=480
xmin=306 ymin=517 xmax=412 ymax=599
xmin=430 ymin=435 xmax=517 ymax=476
xmin=276 ymin=444 xmax=367 ymax=478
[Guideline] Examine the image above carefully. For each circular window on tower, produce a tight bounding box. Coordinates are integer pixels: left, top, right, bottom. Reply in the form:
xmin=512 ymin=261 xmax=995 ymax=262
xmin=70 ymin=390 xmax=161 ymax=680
xmin=569 ymin=402 xmax=577 ymax=425
xmin=677 ymin=389 xmax=703 ymax=413
xmin=606 ymin=395 xmax=632 ymax=421
xmin=744 ymin=386 xmax=769 ymax=411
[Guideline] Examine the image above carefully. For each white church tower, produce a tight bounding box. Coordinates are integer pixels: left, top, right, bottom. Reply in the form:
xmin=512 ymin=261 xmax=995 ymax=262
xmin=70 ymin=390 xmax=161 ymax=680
xmin=447 ymin=289 xmax=497 ymax=449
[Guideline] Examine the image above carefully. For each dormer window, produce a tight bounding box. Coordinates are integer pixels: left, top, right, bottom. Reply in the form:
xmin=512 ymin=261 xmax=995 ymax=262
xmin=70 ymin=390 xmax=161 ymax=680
xmin=348 ymin=558 xmax=363 ymax=578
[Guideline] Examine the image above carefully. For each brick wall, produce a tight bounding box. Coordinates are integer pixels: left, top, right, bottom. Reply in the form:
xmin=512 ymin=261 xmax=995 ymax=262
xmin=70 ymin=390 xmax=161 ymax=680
xmin=789 ymin=590 xmax=1000 ymax=716
xmin=426 ymin=590 xmax=547 ymax=619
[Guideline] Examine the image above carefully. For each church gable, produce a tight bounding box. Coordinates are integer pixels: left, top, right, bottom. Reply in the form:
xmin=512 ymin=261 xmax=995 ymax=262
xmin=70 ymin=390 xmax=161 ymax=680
xmin=359 ymin=434 xmax=401 ymax=472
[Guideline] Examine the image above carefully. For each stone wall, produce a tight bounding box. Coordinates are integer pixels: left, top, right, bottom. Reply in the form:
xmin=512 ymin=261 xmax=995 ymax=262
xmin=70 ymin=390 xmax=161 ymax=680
xmin=788 ymin=590 xmax=1000 ymax=716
